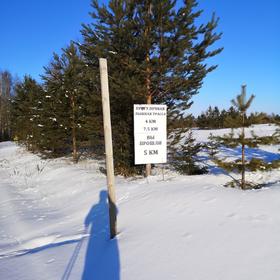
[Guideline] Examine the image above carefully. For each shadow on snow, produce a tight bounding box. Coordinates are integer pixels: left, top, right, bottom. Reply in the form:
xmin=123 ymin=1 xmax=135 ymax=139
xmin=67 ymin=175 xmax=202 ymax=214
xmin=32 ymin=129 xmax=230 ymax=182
xmin=198 ymin=145 xmax=280 ymax=175
xmin=62 ymin=190 xmax=120 ymax=280
xmin=219 ymin=146 xmax=280 ymax=162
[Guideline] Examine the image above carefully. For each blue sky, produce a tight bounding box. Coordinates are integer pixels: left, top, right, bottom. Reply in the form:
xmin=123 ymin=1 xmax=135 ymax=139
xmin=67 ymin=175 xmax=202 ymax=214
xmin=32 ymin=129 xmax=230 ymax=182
xmin=0 ymin=0 xmax=279 ymax=115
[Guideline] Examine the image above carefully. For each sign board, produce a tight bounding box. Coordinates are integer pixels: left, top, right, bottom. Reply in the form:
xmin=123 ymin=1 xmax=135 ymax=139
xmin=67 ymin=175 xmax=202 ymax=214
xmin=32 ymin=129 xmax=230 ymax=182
xmin=134 ymin=104 xmax=167 ymax=164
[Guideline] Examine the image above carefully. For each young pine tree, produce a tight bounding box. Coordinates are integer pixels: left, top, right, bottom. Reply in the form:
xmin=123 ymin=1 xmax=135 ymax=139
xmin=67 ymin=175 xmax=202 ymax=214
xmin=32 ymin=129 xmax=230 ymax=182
xmin=170 ymin=129 xmax=207 ymax=175
xmin=232 ymin=85 xmax=255 ymax=189
xmin=209 ymin=85 xmax=280 ymax=189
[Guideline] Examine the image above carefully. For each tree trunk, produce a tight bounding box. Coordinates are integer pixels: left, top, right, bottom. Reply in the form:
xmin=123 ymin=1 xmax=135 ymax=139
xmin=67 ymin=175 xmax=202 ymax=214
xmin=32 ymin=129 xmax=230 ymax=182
xmin=72 ymin=125 xmax=77 ymax=162
xmin=241 ymin=142 xmax=245 ymax=189
xmin=241 ymin=112 xmax=245 ymax=189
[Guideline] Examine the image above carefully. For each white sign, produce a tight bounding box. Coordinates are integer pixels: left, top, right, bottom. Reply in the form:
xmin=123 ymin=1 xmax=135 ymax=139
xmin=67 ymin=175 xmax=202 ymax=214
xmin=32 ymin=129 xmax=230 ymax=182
xmin=134 ymin=104 xmax=167 ymax=164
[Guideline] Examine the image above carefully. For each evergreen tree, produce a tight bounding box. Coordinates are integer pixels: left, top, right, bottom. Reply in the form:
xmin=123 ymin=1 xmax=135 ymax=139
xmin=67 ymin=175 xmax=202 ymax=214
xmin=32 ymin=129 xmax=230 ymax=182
xmin=170 ymin=130 xmax=207 ymax=175
xmin=196 ymin=106 xmax=223 ymax=129
xmin=80 ymin=0 xmax=222 ymax=175
xmin=231 ymin=85 xmax=255 ymax=189
xmin=11 ymin=76 xmax=43 ymax=150
xmin=0 ymin=70 xmax=13 ymax=140
xmin=41 ymin=43 xmax=101 ymax=161
xmin=223 ymin=106 xmax=242 ymax=128
xmin=247 ymin=112 xmax=270 ymax=124
xmin=196 ymin=105 xmax=278 ymax=129
xmin=209 ymin=85 xmax=280 ymax=189
xmin=274 ymin=114 xmax=280 ymax=123
xmin=196 ymin=105 xmax=243 ymax=129
xmin=196 ymin=111 xmax=207 ymax=128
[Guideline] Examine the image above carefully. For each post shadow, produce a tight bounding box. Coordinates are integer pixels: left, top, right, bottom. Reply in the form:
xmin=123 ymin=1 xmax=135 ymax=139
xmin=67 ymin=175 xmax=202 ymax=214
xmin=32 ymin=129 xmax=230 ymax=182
xmin=82 ymin=190 xmax=120 ymax=280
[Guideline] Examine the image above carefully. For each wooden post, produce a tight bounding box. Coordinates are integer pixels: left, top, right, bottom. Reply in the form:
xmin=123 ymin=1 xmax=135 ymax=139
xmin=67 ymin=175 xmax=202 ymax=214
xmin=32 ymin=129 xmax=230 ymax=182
xmin=99 ymin=58 xmax=117 ymax=239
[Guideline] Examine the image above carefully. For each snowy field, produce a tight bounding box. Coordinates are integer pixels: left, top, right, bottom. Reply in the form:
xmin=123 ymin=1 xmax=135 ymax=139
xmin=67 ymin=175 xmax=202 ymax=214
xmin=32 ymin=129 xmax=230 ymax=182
xmin=0 ymin=124 xmax=280 ymax=280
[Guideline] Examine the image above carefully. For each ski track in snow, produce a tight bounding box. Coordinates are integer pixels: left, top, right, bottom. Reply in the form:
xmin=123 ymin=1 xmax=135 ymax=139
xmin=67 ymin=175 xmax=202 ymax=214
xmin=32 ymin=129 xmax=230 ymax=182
xmin=0 ymin=144 xmax=100 ymax=279
xmin=0 ymin=168 xmax=51 ymax=277
xmin=0 ymin=233 xmax=89 ymax=259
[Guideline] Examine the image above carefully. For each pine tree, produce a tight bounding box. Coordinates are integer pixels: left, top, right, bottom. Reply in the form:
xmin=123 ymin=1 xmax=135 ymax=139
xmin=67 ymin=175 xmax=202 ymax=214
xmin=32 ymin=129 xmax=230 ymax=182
xmin=196 ymin=106 xmax=223 ymax=129
xmin=0 ymin=70 xmax=13 ymax=140
xmin=223 ymin=106 xmax=242 ymax=128
xmin=170 ymin=129 xmax=207 ymax=175
xmin=40 ymin=52 xmax=72 ymax=157
xmin=80 ymin=0 xmax=223 ymax=175
xmin=41 ymin=42 xmax=102 ymax=161
xmin=11 ymin=76 xmax=43 ymax=150
xmin=209 ymin=85 xmax=280 ymax=189
xmin=231 ymin=85 xmax=255 ymax=189
xmin=196 ymin=105 xmax=245 ymax=129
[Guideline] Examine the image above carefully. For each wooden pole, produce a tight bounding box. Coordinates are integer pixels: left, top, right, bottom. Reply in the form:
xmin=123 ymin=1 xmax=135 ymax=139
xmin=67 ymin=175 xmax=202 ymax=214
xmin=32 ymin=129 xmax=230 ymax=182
xmin=99 ymin=58 xmax=117 ymax=239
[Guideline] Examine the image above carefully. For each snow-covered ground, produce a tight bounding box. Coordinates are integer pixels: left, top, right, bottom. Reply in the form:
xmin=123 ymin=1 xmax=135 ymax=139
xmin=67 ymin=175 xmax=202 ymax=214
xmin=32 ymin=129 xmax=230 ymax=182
xmin=0 ymin=124 xmax=280 ymax=280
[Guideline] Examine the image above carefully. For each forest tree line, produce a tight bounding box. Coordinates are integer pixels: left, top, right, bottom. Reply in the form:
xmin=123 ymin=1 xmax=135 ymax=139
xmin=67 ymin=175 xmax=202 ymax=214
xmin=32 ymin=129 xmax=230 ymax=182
xmin=1 ymin=0 xmax=279 ymax=178
xmin=194 ymin=105 xmax=280 ymax=129
xmin=0 ymin=70 xmax=13 ymax=141
xmin=2 ymin=0 xmax=223 ymax=176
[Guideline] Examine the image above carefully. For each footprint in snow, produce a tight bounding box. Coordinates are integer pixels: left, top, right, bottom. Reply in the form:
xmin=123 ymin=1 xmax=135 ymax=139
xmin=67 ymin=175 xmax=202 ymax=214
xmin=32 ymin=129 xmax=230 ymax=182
xmin=247 ymin=214 xmax=269 ymax=223
xmin=118 ymin=193 xmax=129 ymax=202
xmin=203 ymin=197 xmax=217 ymax=203
xmin=46 ymin=258 xmax=55 ymax=264
xmin=203 ymin=186 xmax=214 ymax=190
xmin=225 ymin=213 xmax=239 ymax=219
xmin=182 ymin=232 xmax=193 ymax=239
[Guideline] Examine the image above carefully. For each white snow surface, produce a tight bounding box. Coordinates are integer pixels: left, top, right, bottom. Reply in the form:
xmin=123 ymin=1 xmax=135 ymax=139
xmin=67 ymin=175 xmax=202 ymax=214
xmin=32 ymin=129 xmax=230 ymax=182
xmin=0 ymin=124 xmax=280 ymax=280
